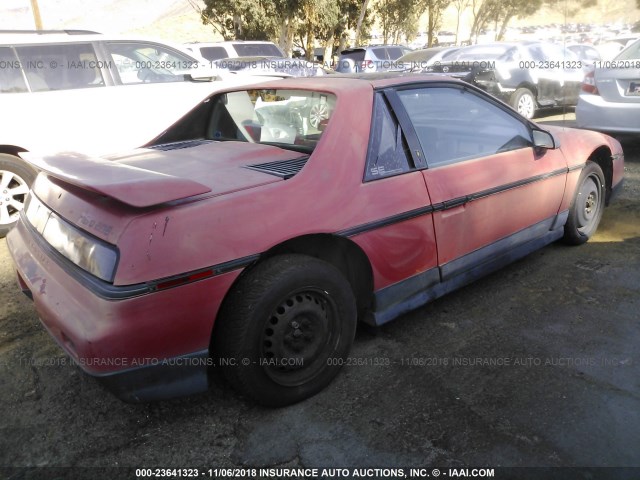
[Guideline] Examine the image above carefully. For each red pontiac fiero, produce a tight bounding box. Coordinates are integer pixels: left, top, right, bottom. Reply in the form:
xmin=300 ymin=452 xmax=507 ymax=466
xmin=7 ymin=75 xmax=624 ymax=405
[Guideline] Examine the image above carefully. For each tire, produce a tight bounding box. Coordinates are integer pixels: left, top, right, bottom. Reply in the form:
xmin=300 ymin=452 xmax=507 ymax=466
xmin=510 ymin=88 xmax=536 ymax=119
xmin=213 ymin=254 xmax=357 ymax=406
xmin=0 ymin=154 xmax=36 ymax=238
xmin=563 ymin=161 xmax=605 ymax=245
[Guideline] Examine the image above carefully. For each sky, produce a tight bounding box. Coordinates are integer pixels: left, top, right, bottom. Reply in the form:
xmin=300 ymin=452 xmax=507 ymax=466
xmin=0 ymin=0 xmax=217 ymax=42
xmin=1 ymin=0 xmax=638 ymax=44
xmin=2 ymin=0 xmax=173 ymax=32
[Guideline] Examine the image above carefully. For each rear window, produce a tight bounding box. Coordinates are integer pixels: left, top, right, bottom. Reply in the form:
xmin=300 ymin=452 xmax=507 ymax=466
xmin=106 ymin=42 xmax=198 ymax=84
xmin=208 ymin=89 xmax=336 ymax=153
xmin=370 ymin=47 xmax=404 ymax=60
xmin=232 ymin=43 xmax=283 ymax=57
xmin=337 ymin=50 xmax=365 ymax=72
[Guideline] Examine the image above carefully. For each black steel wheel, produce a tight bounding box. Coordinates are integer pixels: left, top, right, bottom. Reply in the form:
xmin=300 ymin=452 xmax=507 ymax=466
xmin=563 ymin=161 xmax=606 ymax=245
xmin=213 ymin=254 xmax=356 ymax=406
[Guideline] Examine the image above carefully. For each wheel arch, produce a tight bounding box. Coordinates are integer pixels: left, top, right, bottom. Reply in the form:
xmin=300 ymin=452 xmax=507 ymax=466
xmin=0 ymin=145 xmax=28 ymax=158
xmin=211 ymin=233 xmax=375 ymax=349
xmin=259 ymin=234 xmax=374 ymax=319
xmin=587 ymin=146 xmax=613 ymax=205
xmin=516 ymin=82 xmax=538 ymax=97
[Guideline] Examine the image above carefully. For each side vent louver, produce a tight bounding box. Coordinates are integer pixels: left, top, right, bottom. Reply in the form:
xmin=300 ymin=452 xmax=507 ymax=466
xmin=148 ymin=140 xmax=215 ymax=151
xmin=244 ymin=156 xmax=309 ymax=179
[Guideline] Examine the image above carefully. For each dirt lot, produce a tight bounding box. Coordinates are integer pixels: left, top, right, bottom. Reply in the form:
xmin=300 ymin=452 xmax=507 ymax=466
xmin=1 ymin=132 xmax=639 ymax=477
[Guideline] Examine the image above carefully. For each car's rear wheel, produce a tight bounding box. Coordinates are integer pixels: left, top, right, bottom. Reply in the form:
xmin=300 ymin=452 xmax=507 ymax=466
xmin=0 ymin=154 xmax=36 ymax=238
xmin=563 ymin=161 xmax=605 ymax=245
xmin=510 ymin=88 xmax=536 ymax=119
xmin=213 ymin=254 xmax=357 ymax=406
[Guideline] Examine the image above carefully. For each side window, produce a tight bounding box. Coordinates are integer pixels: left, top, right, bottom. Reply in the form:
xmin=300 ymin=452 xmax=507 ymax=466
xmin=365 ymin=94 xmax=412 ymax=181
xmin=0 ymin=47 xmax=27 ymax=93
xmin=199 ymin=46 xmax=227 ymax=62
xmin=396 ymin=87 xmax=532 ymax=167
xmin=106 ymin=42 xmax=196 ymax=84
xmin=15 ymin=43 xmax=105 ymax=92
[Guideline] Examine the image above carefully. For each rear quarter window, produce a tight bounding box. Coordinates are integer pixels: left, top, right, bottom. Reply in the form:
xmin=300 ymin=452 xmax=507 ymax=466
xmin=15 ymin=43 xmax=105 ymax=92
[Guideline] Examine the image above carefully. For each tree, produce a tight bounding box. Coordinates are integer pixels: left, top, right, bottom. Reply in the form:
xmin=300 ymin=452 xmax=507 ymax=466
xmin=423 ymin=0 xmax=452 ymax=47
xmin=298 ymin=0 xmax=341 ymax=60
xmin=451 ymin=0 xmax=470 ymax=45
xmin=467 ymin=0 xmax=498 ymax=43
xmin=375 ymin=0 xmax=420 ymax=44
xmin=195 ymin=0 xmax=294 ymax=41
xmin=337 ymin=0 xmax=372 ymax=50
xmin=354 ymin=0 xmax=370 ymax=45
xmin=194 ymin=0 xmax=348 ymax=61
xmin=467 ymin=0 xmax=543 ymax=44
xmin=494 ymin=0 xmax=543 ymax=41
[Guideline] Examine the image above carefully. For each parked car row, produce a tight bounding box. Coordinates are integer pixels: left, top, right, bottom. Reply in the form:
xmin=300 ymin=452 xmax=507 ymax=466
xmin=418 ymin=41 xmax=586 ymax=119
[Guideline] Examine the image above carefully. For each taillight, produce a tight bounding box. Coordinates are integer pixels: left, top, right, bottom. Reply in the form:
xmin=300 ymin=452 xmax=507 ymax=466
xmin=581 ymin=69 xmax=599 ymax=95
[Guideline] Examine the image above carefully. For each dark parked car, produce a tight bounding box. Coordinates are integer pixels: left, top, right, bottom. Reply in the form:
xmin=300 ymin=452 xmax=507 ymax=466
xmin=8 ymin=75 xmax=623 ymax=406
xmin=426 ymin=41 xmax=587 ymax=118
xmin=335 ymin=45 xmax=408 ymax=73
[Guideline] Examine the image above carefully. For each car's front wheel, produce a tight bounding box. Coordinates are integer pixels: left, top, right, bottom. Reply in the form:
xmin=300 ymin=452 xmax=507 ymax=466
xmin=563 ymin=161 xmax=605 ymax=245
xmin=213 ymin=254 xmax=357 ymax=406
xmin=0 ymin=154 xmax=36 ymax=238
xmin=510 ymin=88 xmax=537 ymax=119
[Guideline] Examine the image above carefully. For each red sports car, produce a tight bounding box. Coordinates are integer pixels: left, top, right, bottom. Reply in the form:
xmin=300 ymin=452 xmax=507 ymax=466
xmin=7 ymin=75 xmax=624 ymax=406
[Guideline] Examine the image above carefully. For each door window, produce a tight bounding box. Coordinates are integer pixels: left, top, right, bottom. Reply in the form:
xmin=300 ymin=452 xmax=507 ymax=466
xmin=106 ymin=42 xmax=197 ymax=84
xmin=396 ymin=87 xmax=532 ymax=167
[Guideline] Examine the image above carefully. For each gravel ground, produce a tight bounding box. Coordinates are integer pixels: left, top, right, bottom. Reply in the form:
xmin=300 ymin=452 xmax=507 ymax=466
xmin=1 ymin=133 xmax=639 ymax=479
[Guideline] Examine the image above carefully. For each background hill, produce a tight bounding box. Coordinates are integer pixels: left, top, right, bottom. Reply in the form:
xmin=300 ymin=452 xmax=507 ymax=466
xmin=1 ymin=0 xmax=639 ymax=45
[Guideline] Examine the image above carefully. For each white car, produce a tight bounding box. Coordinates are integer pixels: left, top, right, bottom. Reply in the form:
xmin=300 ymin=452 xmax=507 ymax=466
xmin=0 ymin=31 xmax=275 ymax=236
xmin=576 ymin=38 xmax=640 ymax=134
xmin=185 ymin=41 xmax=284 ymax=62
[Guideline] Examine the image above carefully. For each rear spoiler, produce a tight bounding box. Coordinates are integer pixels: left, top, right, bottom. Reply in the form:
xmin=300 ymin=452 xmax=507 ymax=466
xmin=20 ymin=152 xmax=211 ymax=208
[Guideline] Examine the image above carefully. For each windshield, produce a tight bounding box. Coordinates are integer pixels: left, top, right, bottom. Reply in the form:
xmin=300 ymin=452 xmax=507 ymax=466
xmin=207 ymin=89 xmax=336 ymax=153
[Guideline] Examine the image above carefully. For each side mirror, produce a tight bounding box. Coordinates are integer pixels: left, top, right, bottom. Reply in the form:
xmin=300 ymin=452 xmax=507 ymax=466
xmin=532 ymin=129 xmax=557 ymax=150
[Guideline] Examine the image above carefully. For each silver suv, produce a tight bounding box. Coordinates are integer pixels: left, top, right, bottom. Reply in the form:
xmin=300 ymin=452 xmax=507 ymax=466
xmin=185 ymin=41 xmax=285 ymax=62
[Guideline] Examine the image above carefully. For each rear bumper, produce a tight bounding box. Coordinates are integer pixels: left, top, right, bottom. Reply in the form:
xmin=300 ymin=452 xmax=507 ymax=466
xmin=6 ymin=217 xmax=241 ymax=401
xmin=95 ymin=350 xmax=211 ymax=402
xmin=576 ymin=94 xmax=640 ymax=133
